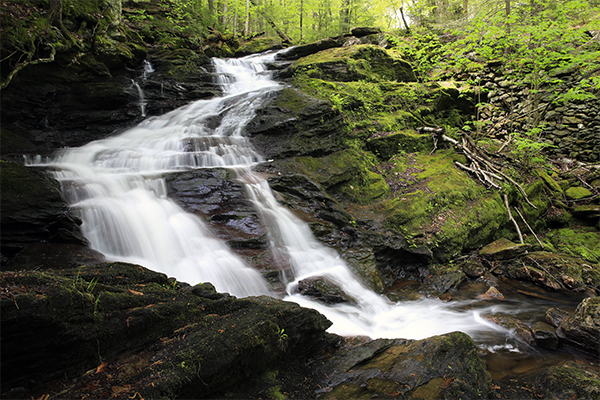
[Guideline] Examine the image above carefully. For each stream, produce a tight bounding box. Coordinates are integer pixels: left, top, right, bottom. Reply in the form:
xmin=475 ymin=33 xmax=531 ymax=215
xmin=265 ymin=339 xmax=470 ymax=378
xmin=28 ymin=50 xmax=595 ymax=381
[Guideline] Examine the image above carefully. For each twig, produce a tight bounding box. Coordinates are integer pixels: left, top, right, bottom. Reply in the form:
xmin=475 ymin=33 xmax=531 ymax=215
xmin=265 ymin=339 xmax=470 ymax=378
xmin=514 ymin=207 xmax=544 ymax=249
xmin=504 ymin=194 xmax=523 ymax=244
xmin=497 ymin=134 xmax=512 ymax=153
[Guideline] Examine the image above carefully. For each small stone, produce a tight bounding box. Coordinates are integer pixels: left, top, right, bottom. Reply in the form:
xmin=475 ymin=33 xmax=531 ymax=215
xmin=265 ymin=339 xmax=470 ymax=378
xmin=477 ymin=286 xmax=505 ymax=301
xmin=479 ymin=238 xmax=531 ymax=260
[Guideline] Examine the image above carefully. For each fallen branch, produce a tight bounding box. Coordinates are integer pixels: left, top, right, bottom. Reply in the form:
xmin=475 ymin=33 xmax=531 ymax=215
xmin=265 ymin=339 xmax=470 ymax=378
xmin=514 ymin=207 xmax=544 ymax=249
xmin=438 ymin=132 xmax=537 ymax=209
xmin=504 ymin=194 xmax=523 ymax=244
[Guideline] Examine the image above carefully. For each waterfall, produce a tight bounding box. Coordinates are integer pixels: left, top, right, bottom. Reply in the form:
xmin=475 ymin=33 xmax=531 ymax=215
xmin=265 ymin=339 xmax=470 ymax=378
xmin=31 ymin=50 xmax=513 ymax=343
xmin=131 ymin=80 xmax=147 ymax=117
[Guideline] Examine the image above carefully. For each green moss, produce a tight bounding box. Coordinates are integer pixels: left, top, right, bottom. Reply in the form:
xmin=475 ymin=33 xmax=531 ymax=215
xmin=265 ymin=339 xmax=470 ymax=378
xmin=542 ymin=227 xmax=600 ymax=263
xmin=292 ymin=44 xmax=414 ymax=83
xmin=565 ymin=186 xmax=593 ymax=199
xmin=535 ymin=169 xmax=563 ymax=194
xmin=368 ymin=129 xmax=433 ymax=160
xmin=374 ymin=151 xmax=506 ymax=260
xmin=293 ymin=148 xmax=389 ymax=205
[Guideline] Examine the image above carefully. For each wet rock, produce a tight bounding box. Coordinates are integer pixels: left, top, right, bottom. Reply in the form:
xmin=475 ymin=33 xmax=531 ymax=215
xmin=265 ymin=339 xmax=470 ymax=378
xmin=424 ymin=269 xmax=466 ymax=295
xmin=483 ymin=314 xmax=534 ymax=345
xmin=315 ymin=332 xmax=490 ymax=399
xmin=545 ymin=307 xmax=571 ymax=327
xmin=341 ymin=246 xmax=386 ymax=293
xmin=165 ymin=169 xmax=268 ymax=249
xmin=0 ymin=161 xmax=88 ymax=265
xmin=498 ymin=252 xmax=597 ymax=293
xmin=493 ymin=361 xmax=600 ymax=400
xmin=530 ymin=321 xmax=559 ymax=349
xmin=556 ymin=296 xmax=600 ymax=355
xmin=4 ymin=243 xmax=104 ymax=271
xmin=461 ymin=258 xmax=486 ymax=278
xmin=479 ymin=238 xmax=531 ymax=260
xmin=296 ymin=276 xmax=353 ymax=304
xmin=477 ymin=286 xmax=505 ymax=301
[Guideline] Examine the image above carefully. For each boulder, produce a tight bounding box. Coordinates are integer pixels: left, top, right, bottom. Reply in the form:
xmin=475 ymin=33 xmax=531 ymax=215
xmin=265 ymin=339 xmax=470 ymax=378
xmin=245 ymin=87 xmax=346 ymax=159
xmin=296 ymin=276 xmax=354 ymax=304
xmin=556 ymin=296 xmax=600 ymax=355
xmin=545 ymin=307 xmax=571 ymax=327
xmin=493 ymin=361 xmax=600 ymax=400
xmin=315 ymin=332 xmax=490 ymax=399
xmin=276 ymin=37 xmax=344 ymax=60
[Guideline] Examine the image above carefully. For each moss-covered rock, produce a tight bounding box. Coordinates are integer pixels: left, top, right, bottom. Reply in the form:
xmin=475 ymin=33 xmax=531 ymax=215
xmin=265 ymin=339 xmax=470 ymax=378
xmin=291 ymin=44 xmax=415 ymax=83
xmin=565 ymin=186 xmax=593 ymax=200
xmin=0 ymin=263 xmax=335 ymax=398
xmin=315 ymin=332 xmax=490 ymax=399
xmin=556 ymin=296 xmax=600 ymax=355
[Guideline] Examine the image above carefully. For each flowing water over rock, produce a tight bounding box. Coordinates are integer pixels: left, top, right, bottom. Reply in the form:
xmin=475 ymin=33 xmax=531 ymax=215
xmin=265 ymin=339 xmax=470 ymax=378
xmin=31 ymin=50 xmax=524 ymax=345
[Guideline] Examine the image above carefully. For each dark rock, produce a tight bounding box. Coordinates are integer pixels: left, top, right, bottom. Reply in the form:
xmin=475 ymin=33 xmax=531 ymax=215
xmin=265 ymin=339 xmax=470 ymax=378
xmin=350 ymin=27 xmax=382 ymax=37
xmin=315 ymin=332 xmax=490 ymax=399
xmin=1 ymin=161 xmax=88 ymax=264
xmin=483 ymin=314 xmax=534 ymax=344
xmin=556 ymin=296 xmax=600 ymax=355
xmin=276 ymin=38 xmax=343 ymax=60
xmin=0 ymin=264 xmax=333 ymax=398
xmin=493 ymin=361 xmax=600 ymax=400
xmin=462 ymin=258 xmax=486 ymax=278
xmin=424 ymin=269 xmax=466 ymax=295
xmin=531 ymin=321 xmax=559 ymax=349
xmin=245 ymin=88 xmax=346 ymax=159
xmin=165 ymin=169 xmax=267 ymax=248
xmin=545 ymin=307 xmax=571 ymax=327
xmin=296 ymin=276 xmax=354 ymax=304
xmin=4 ymin=243 xmax=104 ymax=271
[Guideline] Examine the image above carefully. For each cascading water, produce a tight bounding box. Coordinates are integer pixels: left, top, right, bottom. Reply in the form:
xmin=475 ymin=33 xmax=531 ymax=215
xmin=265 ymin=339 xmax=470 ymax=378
xmin=31 ymin=50 xmax=513 ymax=344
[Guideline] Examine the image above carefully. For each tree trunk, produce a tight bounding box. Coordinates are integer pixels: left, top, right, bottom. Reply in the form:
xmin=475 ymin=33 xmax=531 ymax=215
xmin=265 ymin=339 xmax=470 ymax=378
xmin=300 ymin=0 xmax=304 ymax=42
xmin=463 ymin=0 xmax=468 ymax=18
xmin=245 ymin=0 xmax=250 ymax=36
xmin=340 ymin=0 xmax=350 ymax=29
xmin=400 ymin=7 xmax=410 ymax=32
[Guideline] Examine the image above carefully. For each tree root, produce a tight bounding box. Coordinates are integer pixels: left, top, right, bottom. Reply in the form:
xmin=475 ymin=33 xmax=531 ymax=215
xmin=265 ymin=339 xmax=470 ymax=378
xmin=1 ymin=44 xmax=56 ymax=90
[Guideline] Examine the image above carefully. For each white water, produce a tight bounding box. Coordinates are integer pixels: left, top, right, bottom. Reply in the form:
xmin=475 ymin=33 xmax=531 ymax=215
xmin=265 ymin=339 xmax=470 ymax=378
xmin=31 ymin=51 xmax=511 ymax=342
